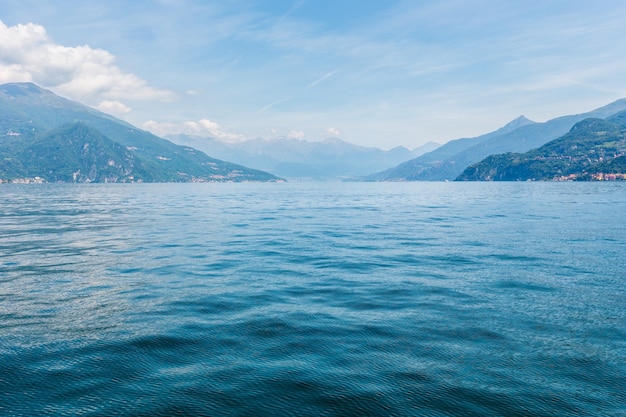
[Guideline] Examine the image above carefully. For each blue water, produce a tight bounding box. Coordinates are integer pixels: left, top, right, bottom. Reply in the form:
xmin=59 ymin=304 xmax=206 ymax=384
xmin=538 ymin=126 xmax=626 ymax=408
xmin=1 ymin=182 xmax=625 ymax=416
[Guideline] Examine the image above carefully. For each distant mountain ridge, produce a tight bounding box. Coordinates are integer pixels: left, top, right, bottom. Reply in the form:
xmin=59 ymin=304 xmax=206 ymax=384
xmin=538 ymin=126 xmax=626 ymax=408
xmin=363 ymin=98 xmax=626 ymax=181
xmin=167 ymin=134 xmax=439 ymax=180
xmin=456 ymin=110 xmax=626 ymax=181
xmin=0 ymin=83 xmax=280 ymax=183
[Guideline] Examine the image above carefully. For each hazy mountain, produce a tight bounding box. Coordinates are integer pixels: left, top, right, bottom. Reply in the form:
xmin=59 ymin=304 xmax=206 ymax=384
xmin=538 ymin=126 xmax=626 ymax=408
xmin=0 ymin=83 xmax=280 ymax=183
xmin=167 ymin=134 xmax=437 ymax=180
xmin=456 ymin=110 xmax=626 ymax=181
xmin=363 ymin=99 xmax=626 ymax=181
xmin=411 ymin=141 xmax=441 ymax=157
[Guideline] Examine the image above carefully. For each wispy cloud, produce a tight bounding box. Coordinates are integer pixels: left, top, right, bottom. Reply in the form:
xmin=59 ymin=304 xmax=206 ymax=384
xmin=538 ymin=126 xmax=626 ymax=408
xmin=307 ymin=69 xmax=339 ymax=89
xmin=276 ymin=0 xmax=308 ymax=25
xmin=256 ymin=96 xmax=294 ymax=114
xmin=3 ymin=1 xmax=625 ymax=149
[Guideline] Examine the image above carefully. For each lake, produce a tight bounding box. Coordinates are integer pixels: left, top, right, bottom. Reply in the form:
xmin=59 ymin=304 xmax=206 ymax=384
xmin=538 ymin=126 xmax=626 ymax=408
xmin=1 ymin=182 xmax=625 ymax=416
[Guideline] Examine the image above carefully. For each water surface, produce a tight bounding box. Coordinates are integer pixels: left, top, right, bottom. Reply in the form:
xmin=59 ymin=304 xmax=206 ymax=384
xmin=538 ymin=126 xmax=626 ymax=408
xmin=1 ymin=182 xmax=625 ymax=416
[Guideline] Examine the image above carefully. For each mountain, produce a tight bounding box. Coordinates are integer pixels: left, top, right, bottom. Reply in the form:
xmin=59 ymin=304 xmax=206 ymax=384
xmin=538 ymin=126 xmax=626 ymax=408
xmin=456 ymin=110 xmax=626 ymax=181
xmin=0 ymin=83 xmax=280 ymax=183
xmin=363 ymin=99 xmax=626 ymax=181
xmin=0 ymin=123 xmax=152 ymax=183
xmin=167 ymin=134 xmax=436 ymax=180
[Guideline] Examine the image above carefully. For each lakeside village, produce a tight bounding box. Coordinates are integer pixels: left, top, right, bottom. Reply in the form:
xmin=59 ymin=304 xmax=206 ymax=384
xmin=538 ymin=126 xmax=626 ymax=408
xmin=0 ymin=173 xmax=281 ymax=184
xmin=2 ymin=173 xmax=626 ymax=183
xmin=0 ymin=176 xmax=46 ymax=184
xmin=553 ymin=172 xmax=626 ymax=181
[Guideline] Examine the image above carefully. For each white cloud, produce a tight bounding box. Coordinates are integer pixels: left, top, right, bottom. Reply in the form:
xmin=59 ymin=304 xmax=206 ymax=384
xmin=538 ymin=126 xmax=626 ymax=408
xmin=142 ymin=120 xmax=176 ymax=137
xmin=325 ymin=127 xmax=342 ymax=137
xmin=95 ymin=100 xmax=132 ymax=116
xmin=0 ymin=64 xmax=32 ymax=83
xmin=0 ymin=20 xmax=175 ymax=106
xmin=142 ymin=119 xmax=245 ymax=142
xmin=287 ymin=130 xmax=305 ymax=139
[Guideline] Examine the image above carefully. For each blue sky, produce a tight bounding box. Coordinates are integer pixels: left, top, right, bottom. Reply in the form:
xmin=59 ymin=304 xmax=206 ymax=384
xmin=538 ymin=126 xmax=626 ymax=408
xmin=1 ymin=0 xmax=625 ymax=149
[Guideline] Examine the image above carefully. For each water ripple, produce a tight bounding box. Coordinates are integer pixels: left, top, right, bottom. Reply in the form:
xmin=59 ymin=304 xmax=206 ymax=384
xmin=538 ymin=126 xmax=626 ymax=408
xmin=1 ymin=182 xmax=625 ymax=416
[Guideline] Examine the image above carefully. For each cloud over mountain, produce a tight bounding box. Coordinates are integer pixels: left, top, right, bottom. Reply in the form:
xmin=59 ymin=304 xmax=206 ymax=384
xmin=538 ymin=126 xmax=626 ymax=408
xmin=142 ymin=119 xmax=245 ymax=143
xmin=0 ymin=20 xmax=175 ymax=109
xmin=2 ymin=2 xmax=626 ymax=149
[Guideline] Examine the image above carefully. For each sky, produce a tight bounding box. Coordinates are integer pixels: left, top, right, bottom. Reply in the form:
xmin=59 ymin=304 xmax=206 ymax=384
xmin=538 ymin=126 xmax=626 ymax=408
xmin=1 ymin=0 xmax=626 ymax=149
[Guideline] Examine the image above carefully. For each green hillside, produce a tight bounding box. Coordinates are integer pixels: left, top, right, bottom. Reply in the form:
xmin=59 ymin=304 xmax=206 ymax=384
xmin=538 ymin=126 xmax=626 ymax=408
xmin=0 ymin=83 xmax=281 ymax=183
xmin=456 ymin=112 xmax=626 ymax=181
xmin=363 ymin=98 xmax=626 ymax=181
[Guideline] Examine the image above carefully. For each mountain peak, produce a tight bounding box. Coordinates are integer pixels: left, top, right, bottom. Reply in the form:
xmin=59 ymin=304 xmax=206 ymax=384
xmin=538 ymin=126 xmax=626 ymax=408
xmin=0 ymin=82 xmax=47 ymax=97
xmin=469 ymin=114 xmax=536 ymax=141
xmin=503 ymin=115 xmax=535 ymax=129
xmin=321 ymin=136 xmax=348 ymax=145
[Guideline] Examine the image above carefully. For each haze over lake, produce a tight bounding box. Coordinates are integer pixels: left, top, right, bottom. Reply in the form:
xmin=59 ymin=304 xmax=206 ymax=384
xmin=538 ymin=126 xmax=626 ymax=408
xmin=1 ymin=182 xmax=624 ymax=416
